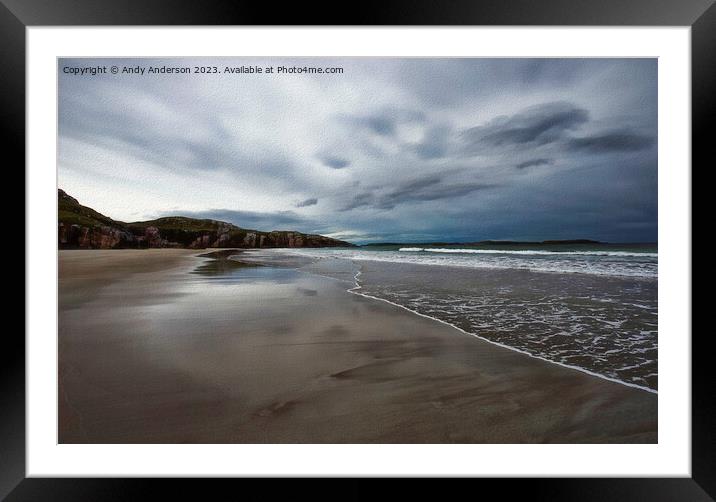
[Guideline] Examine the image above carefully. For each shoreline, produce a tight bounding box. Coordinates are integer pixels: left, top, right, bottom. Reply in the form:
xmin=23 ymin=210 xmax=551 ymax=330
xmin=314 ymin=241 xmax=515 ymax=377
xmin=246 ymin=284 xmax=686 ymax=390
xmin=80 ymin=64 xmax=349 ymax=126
xmin=347 ymin=269 xmax=657 ymax=395
xmin=59 ymin=249 xmax=657 ymax=443
xmin=238 ymin=248 xmax=657 ymax=393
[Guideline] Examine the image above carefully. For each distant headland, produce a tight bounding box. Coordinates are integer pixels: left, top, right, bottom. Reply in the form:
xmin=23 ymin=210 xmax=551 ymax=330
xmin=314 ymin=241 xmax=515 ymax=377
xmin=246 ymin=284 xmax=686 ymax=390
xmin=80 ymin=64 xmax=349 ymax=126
xmin=57 ymin=189 xmax=354 ymax=250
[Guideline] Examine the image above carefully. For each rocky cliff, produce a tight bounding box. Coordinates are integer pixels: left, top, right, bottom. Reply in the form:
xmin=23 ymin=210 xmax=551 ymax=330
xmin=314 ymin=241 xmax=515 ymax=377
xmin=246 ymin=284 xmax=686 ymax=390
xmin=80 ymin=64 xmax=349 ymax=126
xmin=58 ymin=189 xmax=353 ymax=249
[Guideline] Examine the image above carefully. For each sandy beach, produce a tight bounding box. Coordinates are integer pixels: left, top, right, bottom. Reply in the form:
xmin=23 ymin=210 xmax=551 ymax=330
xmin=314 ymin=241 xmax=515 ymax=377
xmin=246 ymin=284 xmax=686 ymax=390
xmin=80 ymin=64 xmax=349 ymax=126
xmin=58 ymin=249 xmax=657 ymax=443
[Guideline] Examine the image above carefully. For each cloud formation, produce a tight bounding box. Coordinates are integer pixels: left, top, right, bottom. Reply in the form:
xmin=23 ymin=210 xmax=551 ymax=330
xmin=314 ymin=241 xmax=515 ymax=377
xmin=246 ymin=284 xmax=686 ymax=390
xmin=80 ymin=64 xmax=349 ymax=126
xmin=59 ymin=57 xmax=657 ymax=243
xmin=566 ymin=129 xmax=655 ymax=153
xmin=460 ymin=102 xmax=589 ymax=153
xmin=295 ymin=198 xmax=318 ymax=208
xmin=319 ymin=156 xmax=351 ymax=169
xmin=516 ymin=158 xmax=552 ymax=169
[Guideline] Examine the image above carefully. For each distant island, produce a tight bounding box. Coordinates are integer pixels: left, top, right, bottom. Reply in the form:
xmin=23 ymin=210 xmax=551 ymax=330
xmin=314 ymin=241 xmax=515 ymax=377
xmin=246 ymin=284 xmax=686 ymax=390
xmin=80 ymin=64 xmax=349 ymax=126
xmin=361 ymin=239 xmax=602 ymax=247
xmin=58 ymin=189 xmax=354 ymax=249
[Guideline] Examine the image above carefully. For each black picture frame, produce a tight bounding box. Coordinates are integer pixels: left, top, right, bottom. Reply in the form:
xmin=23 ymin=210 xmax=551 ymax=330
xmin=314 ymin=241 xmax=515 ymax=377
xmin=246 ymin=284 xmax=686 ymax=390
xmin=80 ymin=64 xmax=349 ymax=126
xmin=4 ymin=0 xmax=711 ymax=499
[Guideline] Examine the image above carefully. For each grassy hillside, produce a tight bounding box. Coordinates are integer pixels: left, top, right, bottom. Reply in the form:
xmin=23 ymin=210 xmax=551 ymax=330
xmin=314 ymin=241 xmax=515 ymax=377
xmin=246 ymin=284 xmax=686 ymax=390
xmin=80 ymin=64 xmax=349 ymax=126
xmin=58 ymin=190 xmax=128 ymax=230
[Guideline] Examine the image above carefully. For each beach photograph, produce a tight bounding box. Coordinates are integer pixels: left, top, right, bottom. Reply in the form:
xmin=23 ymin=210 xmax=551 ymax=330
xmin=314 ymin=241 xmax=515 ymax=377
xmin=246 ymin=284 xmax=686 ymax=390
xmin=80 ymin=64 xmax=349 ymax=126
xmin=58 ymin=57 xmax=658 ymax=444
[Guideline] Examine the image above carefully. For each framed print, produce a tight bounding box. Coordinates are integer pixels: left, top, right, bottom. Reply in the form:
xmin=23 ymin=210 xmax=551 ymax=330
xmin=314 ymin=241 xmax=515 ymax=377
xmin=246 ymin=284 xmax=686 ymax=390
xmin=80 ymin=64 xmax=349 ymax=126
xmin=5 ymin=0 xmax=712 ymax=498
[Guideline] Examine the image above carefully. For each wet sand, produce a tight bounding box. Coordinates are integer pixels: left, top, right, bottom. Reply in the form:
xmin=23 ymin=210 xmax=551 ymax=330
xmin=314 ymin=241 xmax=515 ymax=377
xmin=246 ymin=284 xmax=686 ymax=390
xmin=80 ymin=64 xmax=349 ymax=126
xmin=58 ymin=249 xmax=657 ymax=443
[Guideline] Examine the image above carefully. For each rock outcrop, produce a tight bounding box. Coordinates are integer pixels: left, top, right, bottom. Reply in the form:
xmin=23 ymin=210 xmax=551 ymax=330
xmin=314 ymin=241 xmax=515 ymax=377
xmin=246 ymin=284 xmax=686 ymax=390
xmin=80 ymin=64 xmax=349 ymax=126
xmin=58 ymin=223 xmax=137 ymax=249
xmin=58 ymin=189 xmax=354 ymax=250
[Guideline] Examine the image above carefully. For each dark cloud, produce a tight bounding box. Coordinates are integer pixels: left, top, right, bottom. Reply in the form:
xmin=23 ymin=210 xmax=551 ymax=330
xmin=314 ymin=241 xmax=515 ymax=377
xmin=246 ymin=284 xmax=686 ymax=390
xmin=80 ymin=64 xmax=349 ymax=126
xmin=461 ymin=102 xmax=589 ymax=153
xmin=390 ymin=175 xmax=442 ymax=193
xmin=516 ymin=158 xmax=552 ymax=169
xmin=365 ymin=116 xmax=396 ymax=136
xmin=566 ymin=129 xmax=654 ymax=153
xmin=341 ymin=108 xmax=425 ymax=138
xmin=340 ymin=192 xmax=375 ymax=211
xmin=295 ymin=198 xmax=318 ymax=208
xmin=341 ymin=175 xmax=496 ymax=211
xmin=174 ymin=209 xmax=309 ymax=232
xmin=378 ymin=182 xmax=496 ymax=210
xmin=320 ymin=156 xmax=351 ymax=169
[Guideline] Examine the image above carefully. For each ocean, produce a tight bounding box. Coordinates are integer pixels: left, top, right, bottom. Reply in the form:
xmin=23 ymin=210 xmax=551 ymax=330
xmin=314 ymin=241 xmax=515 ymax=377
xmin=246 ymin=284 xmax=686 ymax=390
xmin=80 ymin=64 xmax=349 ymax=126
xmin=242 ymin=243 xmax=658 ymax=393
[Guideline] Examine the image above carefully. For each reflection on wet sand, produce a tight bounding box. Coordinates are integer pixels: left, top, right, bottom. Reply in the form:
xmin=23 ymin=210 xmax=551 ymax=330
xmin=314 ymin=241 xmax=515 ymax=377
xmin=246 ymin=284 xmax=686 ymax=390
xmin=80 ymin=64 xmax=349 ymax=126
xmin=191 ymin=255 xmax=262 ymax=276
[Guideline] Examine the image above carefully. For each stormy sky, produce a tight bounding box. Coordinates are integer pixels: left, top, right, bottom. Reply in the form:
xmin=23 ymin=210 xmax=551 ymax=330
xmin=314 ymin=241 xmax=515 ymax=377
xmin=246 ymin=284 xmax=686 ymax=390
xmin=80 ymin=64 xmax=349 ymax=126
xmin=58 ymin=58 xmax=657 ymax=244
